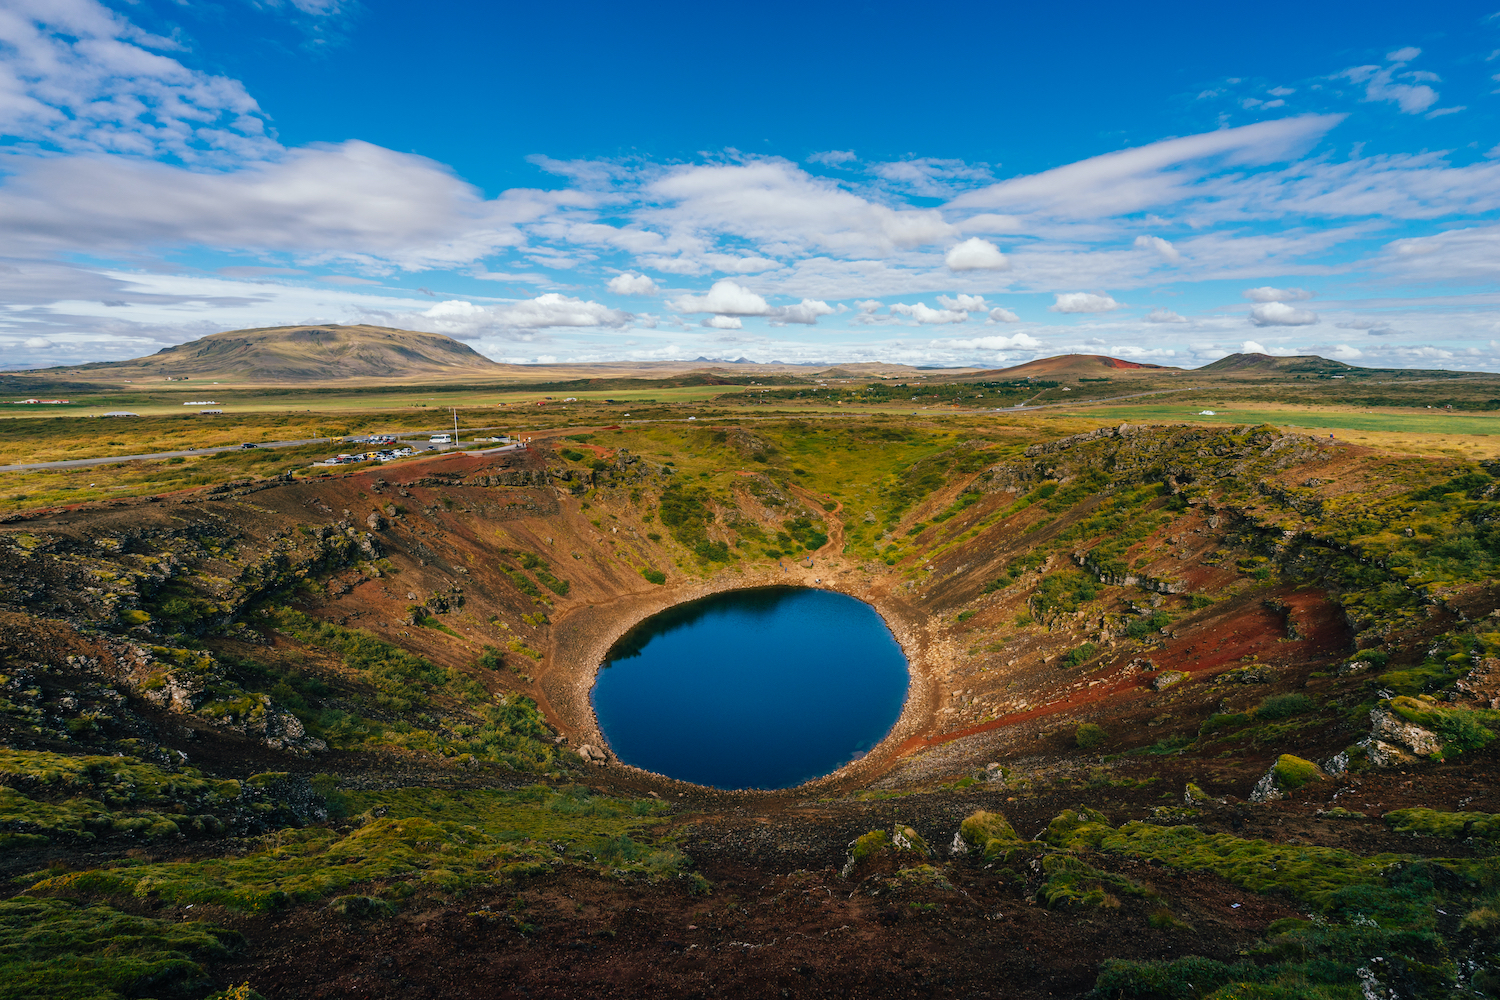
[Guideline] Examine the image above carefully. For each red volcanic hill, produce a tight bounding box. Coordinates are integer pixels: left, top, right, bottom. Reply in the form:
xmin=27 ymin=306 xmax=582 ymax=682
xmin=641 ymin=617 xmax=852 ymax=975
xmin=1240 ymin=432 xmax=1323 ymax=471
xmin=971 ymin=354 xmax=1181 ymax=379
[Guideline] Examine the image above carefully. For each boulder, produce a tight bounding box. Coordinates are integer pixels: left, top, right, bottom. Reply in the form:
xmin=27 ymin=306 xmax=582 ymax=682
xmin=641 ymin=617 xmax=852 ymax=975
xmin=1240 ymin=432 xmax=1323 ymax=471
xmin=1369 ymin=706 xmax=1442 ymax=757
xmin=1152 ymin=670 xmax=1187 ymax=691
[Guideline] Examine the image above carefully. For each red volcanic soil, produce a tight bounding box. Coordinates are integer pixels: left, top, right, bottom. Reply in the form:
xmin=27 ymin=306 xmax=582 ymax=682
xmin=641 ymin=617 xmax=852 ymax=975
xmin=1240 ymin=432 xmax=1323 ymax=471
xmin=898 ymin=585 xmax=1351 ymax=756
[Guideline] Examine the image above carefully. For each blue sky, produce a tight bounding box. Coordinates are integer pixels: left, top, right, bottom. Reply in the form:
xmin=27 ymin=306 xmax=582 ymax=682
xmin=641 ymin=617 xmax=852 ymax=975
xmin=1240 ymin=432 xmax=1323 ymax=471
xmin=4 ymin=0 xmax=1500 ymax=370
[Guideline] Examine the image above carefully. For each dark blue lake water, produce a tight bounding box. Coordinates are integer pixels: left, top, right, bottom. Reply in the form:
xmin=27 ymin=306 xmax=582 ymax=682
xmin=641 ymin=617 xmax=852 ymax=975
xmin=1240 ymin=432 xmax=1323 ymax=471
xmin=592 ymin=587 xmax=909 ymax=790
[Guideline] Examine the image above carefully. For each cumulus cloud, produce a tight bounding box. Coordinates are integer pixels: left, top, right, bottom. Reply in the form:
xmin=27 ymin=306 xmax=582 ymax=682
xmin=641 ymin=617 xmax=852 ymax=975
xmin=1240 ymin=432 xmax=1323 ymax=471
xmin=1249 ymin=301 xmax=1318 ymax=326
xmin=1146 ymin=308 xmax=1186 ymax=323
xmin=937 ymin=294 xmax=988 ymax=312
xmin=607 ymin=272 xmax=659 ymax=295
xmin=944 ymin=237 xmax=1008 ymax=271
xmin=772 ymin=299 xmax=836 ymax=325
xmin=987 ymin=307 xmax=1020 ymax=323
xmin=1330 ymin=343 xmax=1365 ymax=359
xmin=1243 ymin=286 xmax=1313 ymax=302
xmin=702 ymin=315 xmax=742 ymax=329
xmin=890 ymin=302 xmax=969 ymax=324
xmin=1051 ymin=292 xmax=1120 ymax=313
xmin=0 ymin=0 xmax=274 ymax=163
xmin=1134 ymin=235 xmax=1181 ymax=261
xmin=23 ymin=337 xmax=53 ymax=349
xmin=666 ymin=279 xmax=832 ymax=325
xmin=668 ymin=279 xmax=770 ymax=315
xmin=1242 ymin=340 xmax=1269 ymax=353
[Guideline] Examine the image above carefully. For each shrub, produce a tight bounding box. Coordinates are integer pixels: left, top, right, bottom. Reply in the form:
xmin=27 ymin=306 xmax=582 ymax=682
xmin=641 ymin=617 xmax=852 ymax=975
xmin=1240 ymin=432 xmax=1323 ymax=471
xmin=1062 ymin=642 xmax=1098 ymax=668
xmin=1256 ymin=693 xmax=1316 ymax=720
xmin=1076 ymin=723 xmax=1108 ymax=749
xmin=960 ymin=810 xmax=1020 ymax=860
xmin=641 ymin=569 xmax=666 ymax=585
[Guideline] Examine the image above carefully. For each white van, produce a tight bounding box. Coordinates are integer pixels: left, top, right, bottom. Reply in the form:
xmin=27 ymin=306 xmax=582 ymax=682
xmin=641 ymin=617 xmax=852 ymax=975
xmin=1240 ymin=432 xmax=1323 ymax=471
xmin=429 ymin=433 xmax=452 ymax=444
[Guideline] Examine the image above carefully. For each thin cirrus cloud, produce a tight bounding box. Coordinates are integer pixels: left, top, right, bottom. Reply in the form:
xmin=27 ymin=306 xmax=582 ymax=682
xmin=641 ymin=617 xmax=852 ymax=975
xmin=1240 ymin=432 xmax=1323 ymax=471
xmin=1243 ymin=286 xmax=1313 ymax=302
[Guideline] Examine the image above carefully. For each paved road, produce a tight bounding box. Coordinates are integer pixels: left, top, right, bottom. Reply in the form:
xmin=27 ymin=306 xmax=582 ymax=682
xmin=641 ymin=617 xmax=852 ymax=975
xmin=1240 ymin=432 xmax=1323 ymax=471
xmin=0 ymin=426 xmax=511 ymax=473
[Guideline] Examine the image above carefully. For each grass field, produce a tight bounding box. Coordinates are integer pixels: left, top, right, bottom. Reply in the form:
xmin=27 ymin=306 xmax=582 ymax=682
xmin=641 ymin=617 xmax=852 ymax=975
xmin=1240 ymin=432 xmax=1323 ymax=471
xmin=6 ymin=369 xmax=1500 ymax=517
xmin=1043 ymin=401 xmax=1500 ymax=457
xmin=0 ymin=383 xmax=744 ymax=419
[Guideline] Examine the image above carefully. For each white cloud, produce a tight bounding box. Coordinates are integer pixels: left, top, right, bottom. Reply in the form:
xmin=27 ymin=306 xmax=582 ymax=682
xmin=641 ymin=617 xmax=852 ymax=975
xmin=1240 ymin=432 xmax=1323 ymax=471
xmin=0 ymin=0 xmax=274 ymax=163
xmin=1051 ymin=292 xmax=1120 ymax=313
xmin=1249 ymin=301 xmax=1318 ymax=326
xmin=937 ymin=294 xmax=988 ymax=312
xmin=944 ymin=237 xmax=1008 ymax=271
xmin=807 ymin=150 xmax=857 ymax=167
xmin=1330 ymin=343 xmax=1365 ymax=359
xmin=939 ymin=333 xmax=1043 ymax=350
xmin=1387 ymin=47 xmax=1421 ymax=63
xmin=1340 ymin=62 xmax=1439 ymax=115
xmin=772 ymin=299 xmax=835 ymax=325
xmin=871 ymin=157 xmax=994 ymax=197
xmin=669 ymin=279 xmax=770 ymax=315
xmin=987 ymin=307 xmax=1020 ymax=323
xmin=0 ymin=140 xmax=559 ymax=268
xmin=665 ymin=279 xmax=832 ymax=325
xmin=1146 ymin=308 xmax=1186 ymax=323
xmin=1242 ymin=340 xmax=1269 ymax=353
xmin=607 ymin=272 xmax=659 ymax=295
xmin=422 ymin=294 xmax=633 ymax=333
xmin=644 ymin=158 xmax=955 ymax=260
xmin=1133 ymin=235 xmax=1181 ymax=261
xmin=23 ymin=337 xmax=53 ymax=349
xmin=702 ymin=315 xmax=742 ymax=329
xmin=890 ymin=302 xmax=970 ymax=324
xmin=1243 ymin=286 xmax=1313 ymax=302
xmin=948 ymin=115 xmax=1343 ymax=220
xmin=855 ymin=299 xmax=883 ymax=313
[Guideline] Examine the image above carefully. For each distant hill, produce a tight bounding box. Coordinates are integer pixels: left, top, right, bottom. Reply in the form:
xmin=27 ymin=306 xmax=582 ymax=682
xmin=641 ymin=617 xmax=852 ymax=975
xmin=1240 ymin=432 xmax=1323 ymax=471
xmin=1198 ymin=353 xmax=1357 ymax=375
xmin=969 ymin=354 xmax=1181 ymax=380
xmin=31 ymin=324 xmax=511 ymax=382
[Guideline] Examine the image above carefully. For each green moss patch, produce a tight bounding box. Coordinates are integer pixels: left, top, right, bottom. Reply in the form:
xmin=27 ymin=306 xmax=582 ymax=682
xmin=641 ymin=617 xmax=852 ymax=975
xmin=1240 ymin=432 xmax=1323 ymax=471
xmin=1272 ymin=754 xmax=1321 ymax=791
xmin=26 ymin=785 xmax=695 ymax=912
xmin=0 ymin=897 xmax=241 ymax=1000
xmin=1384 ymin=807 xmax=1500 ymax=841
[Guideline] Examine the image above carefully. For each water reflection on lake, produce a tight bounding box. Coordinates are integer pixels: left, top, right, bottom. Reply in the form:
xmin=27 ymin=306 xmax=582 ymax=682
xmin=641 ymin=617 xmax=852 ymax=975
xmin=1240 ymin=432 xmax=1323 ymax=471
xmin=592 ymin=587 xmax=909 ymax=789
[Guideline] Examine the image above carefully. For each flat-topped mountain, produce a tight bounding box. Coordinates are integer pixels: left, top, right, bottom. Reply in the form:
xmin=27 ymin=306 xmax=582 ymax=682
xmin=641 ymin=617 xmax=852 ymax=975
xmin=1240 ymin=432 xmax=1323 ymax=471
xmin=33 ymin=324 xmax=511 ymax=382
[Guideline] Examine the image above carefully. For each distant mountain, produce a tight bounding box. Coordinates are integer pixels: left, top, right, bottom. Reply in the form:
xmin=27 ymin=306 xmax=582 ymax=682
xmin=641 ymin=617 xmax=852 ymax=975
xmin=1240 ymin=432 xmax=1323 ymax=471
xmin=31 ymin=324 xmax=511 ymax=382
xmin=1198 ymin=353 xmax=1357 ymax=374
